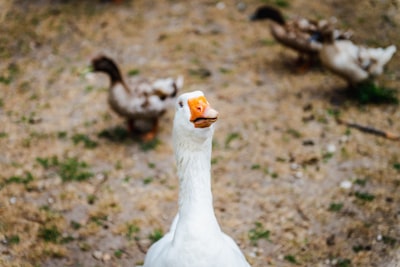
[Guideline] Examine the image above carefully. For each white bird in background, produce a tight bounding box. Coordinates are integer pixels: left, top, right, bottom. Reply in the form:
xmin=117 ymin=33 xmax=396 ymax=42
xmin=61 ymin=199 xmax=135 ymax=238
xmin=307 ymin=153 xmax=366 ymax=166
xmin=318 ymin=28 xmax=396 ymax=86
xmin=91 ymin=55 xmax=183 ymax=141
xmin=143 ymin=91 xmax=251 ymax=267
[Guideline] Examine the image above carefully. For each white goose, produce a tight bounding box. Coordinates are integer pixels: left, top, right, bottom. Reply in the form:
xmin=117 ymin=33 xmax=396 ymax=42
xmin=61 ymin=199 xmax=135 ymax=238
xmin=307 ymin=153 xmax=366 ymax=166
xmin=143 ymin=91 xmax=251 ymax=267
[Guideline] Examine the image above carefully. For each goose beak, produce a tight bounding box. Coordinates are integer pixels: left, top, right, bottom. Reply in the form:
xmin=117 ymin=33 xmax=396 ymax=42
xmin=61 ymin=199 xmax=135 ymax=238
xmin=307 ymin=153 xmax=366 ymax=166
xmin=188 ymin=96 xmax=219 ymax=128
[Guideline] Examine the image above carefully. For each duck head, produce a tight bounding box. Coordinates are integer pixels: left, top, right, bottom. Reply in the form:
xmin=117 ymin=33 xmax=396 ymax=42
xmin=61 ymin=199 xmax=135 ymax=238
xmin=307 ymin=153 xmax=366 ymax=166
xmin=249 ymin=5 xmax=286 ymax=25
xmin=91 ymin=55 xmax=123 ymax=84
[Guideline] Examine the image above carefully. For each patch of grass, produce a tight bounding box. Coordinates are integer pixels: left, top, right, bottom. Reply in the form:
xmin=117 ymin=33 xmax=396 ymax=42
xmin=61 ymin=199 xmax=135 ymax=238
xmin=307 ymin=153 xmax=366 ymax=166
xmin=4 ymin=172 xmax=34 ymax=185
xmin=126 ymin=223 xmax=140 ymax=240
xmin=393 ymin=162 xmax=400 ymax=171
xmin=70 ymin=221 xmax=81 ymax=230
xmin=225 ymin=132 xmax=241 ymax=148
xmin=188 ymin=68 xmax=212 ymax=79
xmin=36 ymin=156 xmax=93 ymax=182
xmin=148 ymin=229 xmax=163 ymax=244
xmin=219 ymin=67 xmax=231 ymax=74
xmin=248 ymin=222 xmax=270 ymax=246
xmin=354 ymin=178 xmax=367 ymax=186
xmin=0 ymin=132 xmax=7 ymax=138
xmin=72 ymin=133 xmax=98 ymax=149
xmin=114 ymin=249 xmax=123 ymax=259
xmin=251 ymin=164 xmax=261 ymax=170
xmin=148 ymin=162 xmax=156 ymax=169
xmin=0 ymin=98 xmax=3 ymax=108
xmin=87 ymin=194 xmax=97 ymax=204
xmin=57 ymin=131 xmax=67 ymax=139
xmin=259 ymin=38 xmax=276 ymax=46
xmin=6 ymin=235 xmax=20 ymax=245
xmin=322 ymin=152 xmax=334 ymax=162
xmin=286 ymin=128 xmax=302 ymax=138
xmin=271 ymin=172 xmax=278 ymax=179
xmin=351 ymin=81 xmax=398 ymax=104
xmin=38 ymin=226 xmax=61 ymax=243
xmin=140 ymin=138 xmax=160 ymax=151
xmin=336 ymin=258 xmax=351 ymax=267
xmin=352 ymin=244 xmax=371 ymax=253
xmin=128 ymin=69 xmax=140 ymax=76
xmin=98 ymin=126 xmax=131 ymax=142
xmin=274 ymin=0 xmax=290 ymax=7
xmin=327 ymin=108 xmax=340 ymax=118
xmin=90 ymin=214 xmax=108 ymax=226
xmin=0 ymin=63 xmax=19 ymax=85
xmin=84 ymin=85 xmax=94 ymax=93
xmin=328 ymin=202 xmax=343 ymax=212
xmin=284 ymin=254 xmax=299 ymax=264
xmin=354 ymin=191 xmax=375 ymax=202
xmin=143 ymin=176 xmax=153 ymax=185
xmin=382 ymin=235 xmax=397 ymax=246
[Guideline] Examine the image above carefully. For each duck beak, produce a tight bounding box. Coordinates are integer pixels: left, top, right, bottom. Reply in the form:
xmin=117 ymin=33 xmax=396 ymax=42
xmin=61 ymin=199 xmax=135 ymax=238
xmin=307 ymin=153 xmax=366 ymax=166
xmin=188 ymin=96 xmax=219 ymax=128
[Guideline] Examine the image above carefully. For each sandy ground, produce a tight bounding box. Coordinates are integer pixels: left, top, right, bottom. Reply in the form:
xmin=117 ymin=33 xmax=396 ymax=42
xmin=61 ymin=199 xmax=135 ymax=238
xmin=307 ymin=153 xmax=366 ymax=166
xmin=0 ymin=0 xmax=400 ymax=266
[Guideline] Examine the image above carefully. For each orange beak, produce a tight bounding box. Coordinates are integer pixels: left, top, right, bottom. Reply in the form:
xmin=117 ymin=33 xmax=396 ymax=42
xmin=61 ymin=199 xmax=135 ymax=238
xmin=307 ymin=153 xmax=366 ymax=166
xmin=188 ymin=96 xmax=219 ymax=128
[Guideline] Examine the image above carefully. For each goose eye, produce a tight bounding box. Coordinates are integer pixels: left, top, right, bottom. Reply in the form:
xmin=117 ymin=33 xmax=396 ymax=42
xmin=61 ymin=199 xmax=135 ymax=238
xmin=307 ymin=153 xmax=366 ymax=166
xmin=179 ymin=101 xmax=183 ymax=108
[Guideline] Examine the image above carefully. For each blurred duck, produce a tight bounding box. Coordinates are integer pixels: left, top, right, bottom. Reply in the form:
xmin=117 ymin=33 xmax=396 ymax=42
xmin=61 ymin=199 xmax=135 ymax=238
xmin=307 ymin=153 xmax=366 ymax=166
xmin=250 ymin=5 xmax=352 ymax=64
xmin=319 ymin=28 xmax=397 ymax=85
xmin=91 ymin=55 xmax=183 ymax=141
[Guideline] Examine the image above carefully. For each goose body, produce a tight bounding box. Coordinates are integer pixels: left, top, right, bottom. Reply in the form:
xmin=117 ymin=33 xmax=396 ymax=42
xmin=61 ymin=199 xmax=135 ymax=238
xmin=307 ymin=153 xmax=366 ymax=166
xmin=319 ymin=34 xmax=397 ymax=85
xmin=250 ymin=6 xmax=352 ymax=60
xmin=91 ymin=55 xmax=183 ymax=140
xmin=143 ymin=91 xmax=251 ymax=267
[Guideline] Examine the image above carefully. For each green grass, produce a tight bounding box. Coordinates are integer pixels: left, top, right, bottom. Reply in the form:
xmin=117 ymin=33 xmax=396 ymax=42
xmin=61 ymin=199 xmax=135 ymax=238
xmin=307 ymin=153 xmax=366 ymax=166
xmin=286 ymin=128 xmax=302 ymax=138
xmin=351 ymin=81 xmax=398 ymax=104
xmin=284 ymin=254 xmax=299 ymax=264
xmin=70 ymin=221 xmax=81 ymax=230
xmin=393 ymin=162 xmax=400 ymax=171
xmin=72 ymin=133 xmax=98 ymax=149
xmin=248 ymin=222 xmax=270 ymax=246
xmin=328 ymin=202 xmax=343 ymax=212
xmin=140 ymin=138 xmax=160 ymax=151
xmin=0 ymin=132 xmax=7 ymax=138
xmin=36 ymin=156 xmax=93 ymax=182
xmin=126 ymin=223 xmax=140 ymax=240
xmin=143 ymin=176 xmax=153 ymax=185
xmin=382 ymin=235 xmax=397 ymax=246
xmin=98 ymin=126 xmax=130 ymax=142
xmin=148 ymin=229 xmax=163 ymax=244
xmin=38 ymin=226 xmax=61 ymax=243
xmin=4 ymin=172 xmax=34 ymax=185
xmin=114 ymin=249 xmax=123 ymax=258
xmin=225 ymin=132 xmax=241 ymax=148
xmin=354 ymin=191 xmax=375 ymax=202
xmin=354 ymin=178 xmax=367 ymax=186
xmin=128 ymin=69 xmax=140 ymax=76
xmin=336 ymin=258 xmax=352 ymax=267
xmin=7 ymin=235 xmax=20 ymax=245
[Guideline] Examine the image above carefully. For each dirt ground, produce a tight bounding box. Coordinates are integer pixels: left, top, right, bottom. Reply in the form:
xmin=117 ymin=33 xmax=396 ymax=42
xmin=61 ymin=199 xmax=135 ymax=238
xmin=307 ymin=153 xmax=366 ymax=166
xmin=1 ymin=0 xmax=400 ymax=266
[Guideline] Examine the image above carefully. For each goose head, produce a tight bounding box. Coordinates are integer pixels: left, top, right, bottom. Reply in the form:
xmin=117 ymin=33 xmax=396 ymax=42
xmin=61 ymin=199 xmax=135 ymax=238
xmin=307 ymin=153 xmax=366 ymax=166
xmin=173 ymin=91 xmax=219 ymax=145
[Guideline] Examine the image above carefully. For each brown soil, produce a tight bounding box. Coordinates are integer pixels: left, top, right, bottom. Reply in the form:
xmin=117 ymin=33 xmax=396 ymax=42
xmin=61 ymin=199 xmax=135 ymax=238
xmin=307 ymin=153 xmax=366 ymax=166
xmin=0 ymin=0 xmax=399 ymax=266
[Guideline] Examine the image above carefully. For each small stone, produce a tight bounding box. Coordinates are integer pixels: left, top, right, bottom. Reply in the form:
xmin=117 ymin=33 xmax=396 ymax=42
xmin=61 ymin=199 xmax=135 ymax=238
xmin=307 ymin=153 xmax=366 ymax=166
xmin=102 ymin=253 xmax=111 ymax=261
xmin=339 ymin=135 xmax=349 ymax=143
xmin=294 ymin=171 xmax=303 ymax=179
xmin=290 ymin=163 xmax=299 ymax=170
xmin=9 ymin=197 xmax=16 ymax=205
xmin=326 ymin=144 xmax=336 ymax=153
xmin=377 ymin=234 xmax=382 ymax=241
xmin=47 ymin=197 xmax=54 ymax=204
xmin=93 ymin=250 xmax=103 ymax=260
xmin=340 ymin=180 xmax=352 ymax=189
xmin=96 ymin=173 xmax=105 ymax=181
xmin=236 ymin=2 xmax=246 ymax=11
xmin=216 ymin=2 xmax=225 ymax=10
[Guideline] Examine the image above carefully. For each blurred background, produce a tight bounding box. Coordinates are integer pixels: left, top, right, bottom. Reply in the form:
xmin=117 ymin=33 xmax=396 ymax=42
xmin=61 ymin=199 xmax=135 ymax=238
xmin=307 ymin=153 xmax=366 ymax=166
xmin=0 ymin=0 xmax=399 ymax=266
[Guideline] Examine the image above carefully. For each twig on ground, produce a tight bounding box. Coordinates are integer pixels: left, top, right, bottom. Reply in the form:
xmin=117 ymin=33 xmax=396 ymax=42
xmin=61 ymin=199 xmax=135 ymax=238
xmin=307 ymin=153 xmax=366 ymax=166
xmin=337 ymin=118 xmax=400 ymax=141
